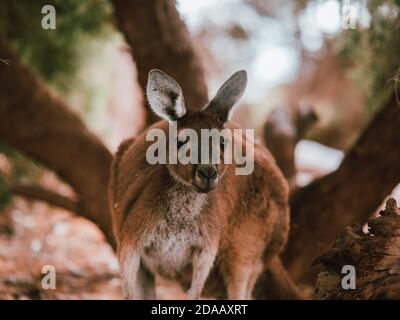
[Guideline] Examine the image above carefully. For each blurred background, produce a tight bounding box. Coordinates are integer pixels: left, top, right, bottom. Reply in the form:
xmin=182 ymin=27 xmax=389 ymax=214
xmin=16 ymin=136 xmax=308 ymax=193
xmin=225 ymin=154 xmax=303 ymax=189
xmin=0 ymin=0 xmax=399 ymax=299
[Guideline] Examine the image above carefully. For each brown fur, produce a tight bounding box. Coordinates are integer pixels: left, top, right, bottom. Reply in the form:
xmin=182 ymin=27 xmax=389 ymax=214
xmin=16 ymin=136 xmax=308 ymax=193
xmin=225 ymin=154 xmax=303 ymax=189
xmin=109 ymin=110 xmax=290 ymax=300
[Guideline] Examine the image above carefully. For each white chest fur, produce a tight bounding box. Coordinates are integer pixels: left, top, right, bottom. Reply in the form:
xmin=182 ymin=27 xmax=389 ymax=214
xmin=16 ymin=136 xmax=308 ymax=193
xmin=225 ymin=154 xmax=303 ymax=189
xmin=141 ymin=184 xmax=207 ymax=278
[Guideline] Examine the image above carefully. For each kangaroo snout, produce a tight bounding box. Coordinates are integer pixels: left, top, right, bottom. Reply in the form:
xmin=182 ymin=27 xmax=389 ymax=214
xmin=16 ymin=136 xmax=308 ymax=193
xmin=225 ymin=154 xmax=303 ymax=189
xmin=195 ymin=164 xmax=218 ymax=192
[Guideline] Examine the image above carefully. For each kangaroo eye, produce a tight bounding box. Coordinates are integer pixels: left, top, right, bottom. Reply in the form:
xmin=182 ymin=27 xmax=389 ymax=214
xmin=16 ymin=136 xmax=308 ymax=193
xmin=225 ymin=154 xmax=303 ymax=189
xmin=177 ymin=138 xmax=187 ymax=149
xmin=220 ymin=138 xmax=227 ymax=150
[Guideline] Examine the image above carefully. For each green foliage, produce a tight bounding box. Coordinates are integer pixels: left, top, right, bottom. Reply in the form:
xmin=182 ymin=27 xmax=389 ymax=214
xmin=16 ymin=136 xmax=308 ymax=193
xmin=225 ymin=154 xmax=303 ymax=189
xmin=0 ymin=142 xmax=42 ymax=183
xmin=336 ymin=0 xmax=400 ymax=110
xmin=0 ymin=173 xmax=12 ymax=211
xmin=0 ymin=141 xmax=44 ymax=211
xmin=0 ymin=0 xmax=112 ymax=91
xmin=0 ymin=1 xmax=118 ymax=202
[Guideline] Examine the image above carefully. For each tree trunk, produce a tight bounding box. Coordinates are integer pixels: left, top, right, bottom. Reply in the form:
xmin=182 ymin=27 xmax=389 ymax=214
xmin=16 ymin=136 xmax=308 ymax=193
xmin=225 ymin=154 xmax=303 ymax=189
xmin=112 ymin=0 xmax=208 ymax=127
xmin=283 ymin=92 xmax=400 ymax=283
xmin=0 ymin=35 xmax=115 ymax=248
xmin=314 ymin=198 xmax=400 ymax=299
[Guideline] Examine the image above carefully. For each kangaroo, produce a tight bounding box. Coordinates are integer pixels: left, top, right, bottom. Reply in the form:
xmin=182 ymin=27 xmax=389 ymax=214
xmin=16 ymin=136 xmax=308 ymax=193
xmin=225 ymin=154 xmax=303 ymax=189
xmin=109 ymin=69 xmax=290 ymax=300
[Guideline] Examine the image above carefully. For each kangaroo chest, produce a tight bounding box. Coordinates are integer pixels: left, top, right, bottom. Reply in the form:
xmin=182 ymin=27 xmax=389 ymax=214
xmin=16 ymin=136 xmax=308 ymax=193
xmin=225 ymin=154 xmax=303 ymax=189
xmin=141 ymin=185 xmax=207 ymax=278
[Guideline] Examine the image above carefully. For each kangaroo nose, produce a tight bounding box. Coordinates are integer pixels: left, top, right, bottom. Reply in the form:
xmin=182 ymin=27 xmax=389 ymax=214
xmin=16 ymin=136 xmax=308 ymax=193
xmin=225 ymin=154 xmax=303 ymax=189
xmin=197 ymin=165 xmax=217 ymax=181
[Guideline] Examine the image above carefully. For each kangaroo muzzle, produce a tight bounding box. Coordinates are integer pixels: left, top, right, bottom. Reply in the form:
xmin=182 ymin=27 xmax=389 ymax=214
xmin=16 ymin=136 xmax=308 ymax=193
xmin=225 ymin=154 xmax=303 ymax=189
xmin=194 ymin=164 xmax=218 ymax=192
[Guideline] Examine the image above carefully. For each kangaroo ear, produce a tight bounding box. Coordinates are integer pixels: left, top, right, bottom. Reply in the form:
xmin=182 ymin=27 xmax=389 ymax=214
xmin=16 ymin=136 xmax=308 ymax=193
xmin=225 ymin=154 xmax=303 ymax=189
xmin=204 ymin=70 xmax=247 ymax=123
xmin=146 ymin=69 xmax=186 ymax=122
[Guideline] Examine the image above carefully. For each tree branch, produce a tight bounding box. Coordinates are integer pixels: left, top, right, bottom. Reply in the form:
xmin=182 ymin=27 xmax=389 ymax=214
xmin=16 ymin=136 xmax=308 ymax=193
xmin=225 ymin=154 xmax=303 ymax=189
xmin=284 ymin=92 xmax=400 ymax=283
xmin=11 ymin=184 xmax=81 ymax=215
xmin=0 ymin=34 xmax=115 ymax=248
xmin=112 ymin=0 xmax=208 ymax=126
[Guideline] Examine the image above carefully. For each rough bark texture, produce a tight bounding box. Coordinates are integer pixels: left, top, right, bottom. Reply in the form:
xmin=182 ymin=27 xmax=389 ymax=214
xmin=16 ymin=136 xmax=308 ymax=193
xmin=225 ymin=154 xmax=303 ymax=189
xmin=284 ymin=92 xmax=400 ymax=283
xmin=0 ymin=36 xmax=115 ymax=248
xmin=314 ymin=198 xmax=400 ymax=299
xmin=112 ymin=0 xmax=208 ymax=126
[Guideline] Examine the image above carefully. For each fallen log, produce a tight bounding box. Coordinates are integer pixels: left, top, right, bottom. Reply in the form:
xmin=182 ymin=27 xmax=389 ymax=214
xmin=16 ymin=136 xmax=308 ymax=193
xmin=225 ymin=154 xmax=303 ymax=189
xmin=314 ymin=198 xmax=400 ymax=299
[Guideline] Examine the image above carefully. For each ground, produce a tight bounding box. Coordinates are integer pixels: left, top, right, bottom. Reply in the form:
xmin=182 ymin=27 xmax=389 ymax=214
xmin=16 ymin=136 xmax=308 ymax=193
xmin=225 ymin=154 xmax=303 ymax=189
xmin=0 ymin=198 xmax=185 ymax=300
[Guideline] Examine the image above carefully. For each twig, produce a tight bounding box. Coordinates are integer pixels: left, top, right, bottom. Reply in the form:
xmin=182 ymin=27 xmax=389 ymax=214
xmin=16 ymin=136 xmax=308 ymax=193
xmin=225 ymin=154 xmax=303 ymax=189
xmin=395 ymin=68 xmax=400 ymax=108
xmin=0 ymin=58 xmax=10 ymax=66
xmin=386 ymin=67 xmax=400 ymax=107
xmin=11 ymin=184 xmax=81 ymax=214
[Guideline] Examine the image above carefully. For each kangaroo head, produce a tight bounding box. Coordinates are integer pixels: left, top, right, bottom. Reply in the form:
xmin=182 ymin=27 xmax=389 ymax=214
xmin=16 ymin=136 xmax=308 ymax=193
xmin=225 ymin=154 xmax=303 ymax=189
xmin=146 ymin=69 xmax=247 ymax=193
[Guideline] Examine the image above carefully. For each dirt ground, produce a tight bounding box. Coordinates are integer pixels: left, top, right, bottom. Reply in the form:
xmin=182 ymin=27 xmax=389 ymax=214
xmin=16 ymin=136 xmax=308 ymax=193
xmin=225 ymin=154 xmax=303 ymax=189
xmin=0 ymin=198 xmax=185 ymax=300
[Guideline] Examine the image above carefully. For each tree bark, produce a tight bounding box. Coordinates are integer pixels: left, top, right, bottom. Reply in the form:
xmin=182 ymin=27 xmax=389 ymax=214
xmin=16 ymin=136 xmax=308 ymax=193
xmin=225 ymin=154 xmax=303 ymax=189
xmin=112 ymin=0 xmax=208 ymax=127
xmin=0 ymin=35 xmax=115 ymax=248
xmin=314 ymin=198 xmax=400 ymax=299
xmin=283 ymin=92 xmax=400 ymax=283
